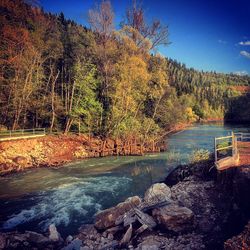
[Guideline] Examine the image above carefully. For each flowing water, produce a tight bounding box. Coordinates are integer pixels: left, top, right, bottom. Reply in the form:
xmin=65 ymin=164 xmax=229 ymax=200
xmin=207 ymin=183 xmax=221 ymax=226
xmin=0 ymin=123 xmax=249 ymax=236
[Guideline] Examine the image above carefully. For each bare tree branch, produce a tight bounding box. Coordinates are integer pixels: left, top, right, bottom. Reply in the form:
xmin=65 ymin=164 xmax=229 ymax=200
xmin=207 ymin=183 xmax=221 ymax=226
xmin=88 ymin=0 xmax=114 ymax=41
xmin=124 ymin=0 xmax=170 ymax=50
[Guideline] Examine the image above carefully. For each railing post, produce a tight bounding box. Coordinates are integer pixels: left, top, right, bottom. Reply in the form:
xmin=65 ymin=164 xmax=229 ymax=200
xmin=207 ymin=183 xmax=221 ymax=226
xmin=235 ymin=136 xmax=238 ymax=156
xmin=232 ymin=132 xmax=235 ymax=156
xmin=214 ymin=137 xmax=217 ymax=162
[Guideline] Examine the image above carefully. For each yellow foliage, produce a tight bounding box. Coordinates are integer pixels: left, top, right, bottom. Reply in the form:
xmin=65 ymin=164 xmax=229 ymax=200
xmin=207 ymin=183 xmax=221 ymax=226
xmin=185 ymin=107 xmax=198 ymax=122
xmin=116 ymin=26 xmax=152 ymax=53
xmin=112 ymin=54 xmax=150 ymax=114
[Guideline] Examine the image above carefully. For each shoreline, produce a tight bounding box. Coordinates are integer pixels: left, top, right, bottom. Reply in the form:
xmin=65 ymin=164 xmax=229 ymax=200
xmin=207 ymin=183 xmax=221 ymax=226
xmin=0 ymin=120 xmax=238 ymax=177
xmin=0 ymin=123 xmax=192 ymax=177
xmin=0 ymin=134 xmax=166 ymax=177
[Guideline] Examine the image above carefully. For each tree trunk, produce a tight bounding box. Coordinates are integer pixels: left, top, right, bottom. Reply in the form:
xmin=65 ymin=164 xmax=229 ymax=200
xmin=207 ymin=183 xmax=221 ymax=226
xmin=50 ymin=71 xmax=59 ymax=133
xmin=100 ymin=139 xmax=106 ymax=157
xmin=78 ymin=117 xmax=81 ymax=136
xmin=64 ymin=118 xmax=74 ymax=134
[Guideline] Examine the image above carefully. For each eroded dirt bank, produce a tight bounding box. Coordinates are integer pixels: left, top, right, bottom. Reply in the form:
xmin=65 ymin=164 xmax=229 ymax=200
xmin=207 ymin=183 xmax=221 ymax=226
xmin=0 ymin=160 xmax=249 ymax=249
xmin=0 ymin=134 xmax=166 ymax=176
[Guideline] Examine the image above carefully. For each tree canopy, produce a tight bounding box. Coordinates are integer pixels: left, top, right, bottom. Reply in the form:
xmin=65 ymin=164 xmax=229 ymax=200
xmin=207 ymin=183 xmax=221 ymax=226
xmin=0 ymin=0 xmax=249 ymax=142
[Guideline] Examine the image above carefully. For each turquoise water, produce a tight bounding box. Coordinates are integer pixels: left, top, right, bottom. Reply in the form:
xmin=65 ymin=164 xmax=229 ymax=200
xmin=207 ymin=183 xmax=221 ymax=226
xmin=0 ymin=123 xmax=249 ymax=236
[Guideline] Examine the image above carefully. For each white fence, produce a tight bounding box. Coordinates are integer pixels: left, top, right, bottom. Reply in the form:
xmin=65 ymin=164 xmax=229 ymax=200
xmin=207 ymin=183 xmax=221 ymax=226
xmin=0 ymin=128 xmax=46 ymax=141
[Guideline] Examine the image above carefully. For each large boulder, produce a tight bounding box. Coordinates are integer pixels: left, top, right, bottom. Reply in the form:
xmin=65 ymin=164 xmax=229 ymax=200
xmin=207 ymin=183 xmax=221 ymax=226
xmin=152 ymin=204 xmax=194 ymax=232
xmin=144 ymin=183 xmax=171 ymax=204
xmin=95 ymin=196 xmax=141 ymax=230
xmin=25 ymin=231 xmax=50 ymax=245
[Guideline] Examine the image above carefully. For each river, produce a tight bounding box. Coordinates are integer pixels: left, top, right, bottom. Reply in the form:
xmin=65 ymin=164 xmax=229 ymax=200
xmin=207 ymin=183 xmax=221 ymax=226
xmin=0 ymin=123 xmax=249 ymax=236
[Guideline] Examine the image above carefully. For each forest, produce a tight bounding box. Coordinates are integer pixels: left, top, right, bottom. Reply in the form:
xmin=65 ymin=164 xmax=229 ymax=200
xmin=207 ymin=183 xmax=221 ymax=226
xmin=1 ymin=0 xmax=250 ymax=144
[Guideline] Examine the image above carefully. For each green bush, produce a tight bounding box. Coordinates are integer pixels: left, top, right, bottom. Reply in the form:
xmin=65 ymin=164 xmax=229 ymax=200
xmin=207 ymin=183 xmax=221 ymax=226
xmin=216 ymin=140 xmax=232 ymax=156
xmin=189 ymin=149 xmax=210 ymax=163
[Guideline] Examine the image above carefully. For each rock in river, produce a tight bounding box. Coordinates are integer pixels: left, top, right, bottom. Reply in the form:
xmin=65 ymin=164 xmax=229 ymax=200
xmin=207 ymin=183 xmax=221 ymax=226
xmin=49 ymin=224 xmax=61 ymax=241
xmin=95 ymin=196 xmax=141 ymax=230
xmin=144 ymin=183 xmax=171 ymax=204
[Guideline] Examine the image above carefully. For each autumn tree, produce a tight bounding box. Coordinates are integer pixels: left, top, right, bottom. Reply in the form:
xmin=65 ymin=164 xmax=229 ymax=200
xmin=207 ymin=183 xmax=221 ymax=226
xmin=88 ymin=0 xmax=117 ymax=136
xmin=0 ymin=1 xmax=50 ymax=129
xmin=124 ymin=0 xmax=170 ymax=50
xmin=1 ymin=0 xmax=249 ymax=140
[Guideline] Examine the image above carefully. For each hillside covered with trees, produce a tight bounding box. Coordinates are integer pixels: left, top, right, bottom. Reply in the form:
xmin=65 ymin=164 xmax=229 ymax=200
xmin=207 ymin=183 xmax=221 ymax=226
xmin=167 ymin=59 xmax=250 ymax=121
xmin=1 ymin=0 xmax=250 ymax=144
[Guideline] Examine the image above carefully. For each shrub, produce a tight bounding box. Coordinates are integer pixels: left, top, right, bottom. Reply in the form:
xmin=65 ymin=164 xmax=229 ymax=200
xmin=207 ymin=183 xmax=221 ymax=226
xmin=189 ymin=149 xmax=210 ymax=163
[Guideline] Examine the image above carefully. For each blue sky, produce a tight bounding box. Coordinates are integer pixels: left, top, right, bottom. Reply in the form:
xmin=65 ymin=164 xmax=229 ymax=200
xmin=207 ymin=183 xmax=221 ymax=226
xmin=40 ymin=0 xmax=250 ymax=75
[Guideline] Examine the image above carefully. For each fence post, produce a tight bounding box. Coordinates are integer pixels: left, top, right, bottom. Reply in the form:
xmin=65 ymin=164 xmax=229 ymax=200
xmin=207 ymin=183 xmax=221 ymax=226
xmin=214 ymin=137 xmax=217 ymax=162
xmin=235 ymin=136 xmax=238 ymax=156
xmin=232 ymin=132 xmax=235 ymax=157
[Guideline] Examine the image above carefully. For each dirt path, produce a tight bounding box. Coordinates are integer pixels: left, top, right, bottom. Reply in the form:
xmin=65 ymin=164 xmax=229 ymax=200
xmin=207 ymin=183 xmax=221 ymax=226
xmin=238 ymin=142 xmax=250 ymax=165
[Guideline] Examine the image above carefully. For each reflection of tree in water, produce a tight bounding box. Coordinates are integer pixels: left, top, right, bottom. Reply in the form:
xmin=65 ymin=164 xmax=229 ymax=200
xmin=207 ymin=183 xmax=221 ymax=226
xmin=130 ymin=160 xmax=157 ymax=191
xmin=166 ymin=149 xmax=181 ymax=165
xmin=131 ymin=165 xmax=153 ymax=177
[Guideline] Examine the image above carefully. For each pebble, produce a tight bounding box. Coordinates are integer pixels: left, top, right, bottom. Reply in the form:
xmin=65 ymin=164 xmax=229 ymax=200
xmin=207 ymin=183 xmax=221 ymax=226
xmin=66 ymin=235 xmax=73 ymax=244
xmin=107 ymin=233 xmax=113 ymax=240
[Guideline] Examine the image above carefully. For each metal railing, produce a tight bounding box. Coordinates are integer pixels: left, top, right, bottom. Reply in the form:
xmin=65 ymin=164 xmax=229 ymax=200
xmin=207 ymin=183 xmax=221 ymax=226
xmin=0 ymin=128 xmax=45 ymax=141
xmin=234 ymin=132 xmax=250 ymax=142
xmin=214 ymin=132 xmax=237 ymax=162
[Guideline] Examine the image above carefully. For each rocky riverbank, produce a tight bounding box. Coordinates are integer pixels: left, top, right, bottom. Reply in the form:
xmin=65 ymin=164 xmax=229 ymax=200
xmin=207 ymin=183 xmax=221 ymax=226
xmin=0 ymin=159 xmax=250 ymax=249
xmin=0 ymin=134 xmax=166 ymax=176
xmin=0 ymin=122 xmax=192 ymax=176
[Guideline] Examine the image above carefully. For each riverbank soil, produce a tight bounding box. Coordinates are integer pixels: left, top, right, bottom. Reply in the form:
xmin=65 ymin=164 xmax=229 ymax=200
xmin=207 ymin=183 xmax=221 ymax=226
xmin=238 ymin=141 xmax=250 ymax=165
xmin=0 ymin=135 xmax=166 ymax=176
